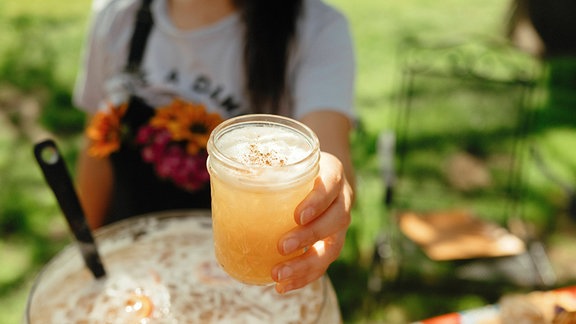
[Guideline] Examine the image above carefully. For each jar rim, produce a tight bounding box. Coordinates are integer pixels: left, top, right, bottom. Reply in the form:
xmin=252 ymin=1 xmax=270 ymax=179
xmin=207 ymin=114 xmax=320 ymax=167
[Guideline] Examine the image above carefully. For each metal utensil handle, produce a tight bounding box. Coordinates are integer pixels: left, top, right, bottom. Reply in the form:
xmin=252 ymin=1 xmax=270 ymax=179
xmin=33 ymin=139 xmax=106 ymax=279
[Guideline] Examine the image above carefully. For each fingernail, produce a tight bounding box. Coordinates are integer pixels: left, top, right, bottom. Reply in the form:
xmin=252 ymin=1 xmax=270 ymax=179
xmin=299 ymin=207 xmax=315 ymax=225
xmin=276 ymin=283 xmax=291 ymax=294
xmin=278 ymin=265 xmax=293 ymax=281
xmin=282 ymin=238 xmax=299 ymax=254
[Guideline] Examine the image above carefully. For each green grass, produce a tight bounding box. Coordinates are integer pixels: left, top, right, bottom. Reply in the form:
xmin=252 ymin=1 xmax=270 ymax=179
xmin=1 ymin=0 xmax=576 ymax=323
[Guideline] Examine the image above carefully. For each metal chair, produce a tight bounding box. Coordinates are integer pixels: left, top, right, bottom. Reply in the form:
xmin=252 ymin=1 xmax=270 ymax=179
xmin=369 ymin=36 xmax=556 ymax=294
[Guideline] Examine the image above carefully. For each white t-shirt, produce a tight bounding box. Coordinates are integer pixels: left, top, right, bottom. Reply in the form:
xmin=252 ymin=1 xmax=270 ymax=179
xmin=73 ymin=0 xmax=356 ymax=120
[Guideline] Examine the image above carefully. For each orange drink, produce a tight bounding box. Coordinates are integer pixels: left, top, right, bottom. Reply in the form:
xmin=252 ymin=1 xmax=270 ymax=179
xmin=207 ymin=114 xmax=320 ymax=285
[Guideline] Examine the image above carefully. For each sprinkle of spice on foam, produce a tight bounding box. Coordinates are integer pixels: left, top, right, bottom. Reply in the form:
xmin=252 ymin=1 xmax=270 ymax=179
xmin=243 ymin=143 xmax=287 ymax=167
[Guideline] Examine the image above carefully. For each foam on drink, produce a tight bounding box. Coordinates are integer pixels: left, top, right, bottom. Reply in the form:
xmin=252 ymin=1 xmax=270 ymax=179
xmin=219 ymin=126 xmax=309 ymax=165
xmin=209 ymin=121 xmax=319 ymax=189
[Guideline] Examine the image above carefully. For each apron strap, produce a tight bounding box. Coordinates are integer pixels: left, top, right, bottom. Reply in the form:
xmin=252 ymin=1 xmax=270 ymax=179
xmin=126 ymin=0 xmax=154 ymax=73
xmin=119 ymin=0 xmax=156 ymax=131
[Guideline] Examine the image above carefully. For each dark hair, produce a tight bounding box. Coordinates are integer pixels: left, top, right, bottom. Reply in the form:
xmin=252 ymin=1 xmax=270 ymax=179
xmin=233 ymin=0 xmax=303 ymax=114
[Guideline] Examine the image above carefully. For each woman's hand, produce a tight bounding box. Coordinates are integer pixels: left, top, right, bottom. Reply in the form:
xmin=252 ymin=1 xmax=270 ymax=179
xmin=272 ymin=152 xmax=353 ymax=293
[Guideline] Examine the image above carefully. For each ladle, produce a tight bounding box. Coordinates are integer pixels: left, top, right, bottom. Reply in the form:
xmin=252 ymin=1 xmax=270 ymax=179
xmin=33 ymin=139 xmax=106 ymax=279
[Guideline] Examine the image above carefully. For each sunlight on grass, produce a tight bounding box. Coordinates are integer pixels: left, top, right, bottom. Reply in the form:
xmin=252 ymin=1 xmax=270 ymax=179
xmin=1 ymin=0 xmax=92 ymax=90
xmin=0 ymin=284 xmax=31 ymax=324
xmin=327 ymin=0 xmax=510 ymax=136
xmin=0 ymin=242 xmax=34 ymax=285
xmin=3 ymin=0 xmax=92 ymax=18
xmin=537 ymin=130 xmax=576 ymax=181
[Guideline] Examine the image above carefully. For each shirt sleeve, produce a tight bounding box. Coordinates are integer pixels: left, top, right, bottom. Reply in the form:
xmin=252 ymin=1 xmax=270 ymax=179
xmin=73 ymin=0 xmax=135 ymax=114
xmin=73 ymin=7 xmax=109 ymax=114
xmin=291 ymin=5 xmax=356 ymax=120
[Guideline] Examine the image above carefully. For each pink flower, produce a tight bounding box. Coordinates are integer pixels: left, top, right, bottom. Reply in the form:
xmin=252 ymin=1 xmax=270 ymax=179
xmin=155 ymin=145 xmax=184 ymax=179
xmin=141 ymin=145 xmax=155 ymax=163
xmin=134 ymin=99 xmax=220 ymax=192
xmin=135 ymin=125 xmax=156 ymax=144
xmin=177 ymin=153 xmax=209 ymax=190
xmin=153 ymin=129 xmax=172 ymax=146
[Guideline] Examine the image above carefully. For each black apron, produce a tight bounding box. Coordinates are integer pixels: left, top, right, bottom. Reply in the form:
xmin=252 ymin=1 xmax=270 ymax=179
xmin=105 ymin=0 xmax=211 ymax=225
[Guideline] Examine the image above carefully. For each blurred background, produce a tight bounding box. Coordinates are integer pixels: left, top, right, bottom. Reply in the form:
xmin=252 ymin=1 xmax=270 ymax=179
xmin=1 ymin=0 xmax=575 ymax=323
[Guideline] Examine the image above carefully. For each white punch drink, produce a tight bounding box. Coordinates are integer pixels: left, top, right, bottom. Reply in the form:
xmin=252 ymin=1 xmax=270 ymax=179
xmin=26 ymin=212 xmax=337 ymax=323
xmin=207 ymin=114 xmax=320 ymax=285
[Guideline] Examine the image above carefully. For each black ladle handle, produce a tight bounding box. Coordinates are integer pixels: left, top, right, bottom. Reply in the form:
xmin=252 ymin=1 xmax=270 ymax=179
xmin=33 ymin=139 xmax=106 ymax=279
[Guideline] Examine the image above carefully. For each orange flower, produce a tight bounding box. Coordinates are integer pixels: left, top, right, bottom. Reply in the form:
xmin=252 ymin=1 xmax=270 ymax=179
xmin=149 ymin=99 xmax=223 ymax=155
xmin=86 ymin=103 xmax=127 ymax=158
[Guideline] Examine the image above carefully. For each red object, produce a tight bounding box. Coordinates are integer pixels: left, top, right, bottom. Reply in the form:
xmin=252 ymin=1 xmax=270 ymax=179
xmin=417 ymin=286 xmax=576 ymax=324
xmin=554 ymin=286 xmax=576 ymax=296
xmin=419 ymin=313 xmax=460 ymax=324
